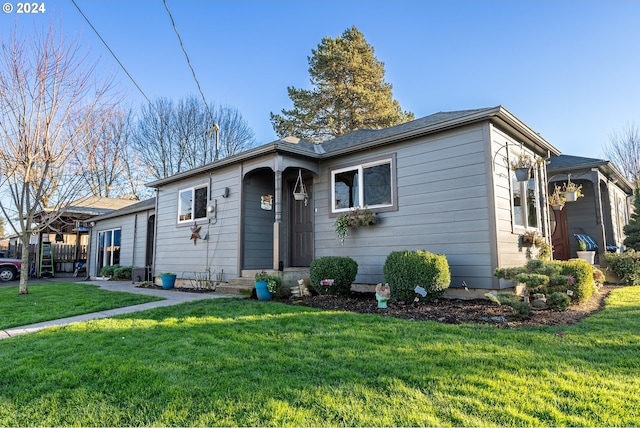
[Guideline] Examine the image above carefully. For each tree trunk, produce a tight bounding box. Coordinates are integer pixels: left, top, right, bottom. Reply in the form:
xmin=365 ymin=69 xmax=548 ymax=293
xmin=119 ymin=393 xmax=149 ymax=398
xmin=19 ymin=234 xmax=31 ymax=294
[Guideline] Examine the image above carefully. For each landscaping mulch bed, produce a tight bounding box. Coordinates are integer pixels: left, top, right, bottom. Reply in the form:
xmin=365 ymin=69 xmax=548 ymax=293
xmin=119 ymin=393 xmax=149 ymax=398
xmin=281 ymin=286 xmax=616 ymax=328
xmin=137 ymin=283 xmax=616 ymax=328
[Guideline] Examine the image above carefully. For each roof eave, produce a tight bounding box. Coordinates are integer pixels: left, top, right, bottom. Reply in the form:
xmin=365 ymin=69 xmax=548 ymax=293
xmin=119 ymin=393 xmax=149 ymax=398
xmin=146 ymin=142 xmax=320 ymax=188
xmin=319 ymin=106 xmax=560 ymax=159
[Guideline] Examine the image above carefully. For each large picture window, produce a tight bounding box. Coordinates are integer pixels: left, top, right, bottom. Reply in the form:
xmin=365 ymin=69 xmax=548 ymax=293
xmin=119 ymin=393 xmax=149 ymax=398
xmin=332 ymin=158 xmax=393 ymax=213
xmin=178 ymin=185 xmax=208 ymax=223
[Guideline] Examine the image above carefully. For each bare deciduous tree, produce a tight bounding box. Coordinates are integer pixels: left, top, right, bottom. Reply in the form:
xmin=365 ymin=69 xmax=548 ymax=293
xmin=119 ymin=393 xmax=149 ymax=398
xmin=132 ymin=97 xmax=256 ymax=179
xmin=0 ymin=25 xmax=115 ymax=294
xmin=604 ymin=123 xmax=640 ymax=184
xmin=74 ymin=108 xmax=147 ymax=199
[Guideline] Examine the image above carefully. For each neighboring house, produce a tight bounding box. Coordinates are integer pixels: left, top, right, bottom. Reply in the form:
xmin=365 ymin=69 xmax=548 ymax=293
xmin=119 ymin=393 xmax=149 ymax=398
xmin=23 ymin=196 xmax=139 ymax=276
xmin=87 ymin=198 xmax=156 ymax=279
xmin=547 ymin=155 xmax=633 ymax=263
xmin=135 ymin=106 xmax=561 ymax=292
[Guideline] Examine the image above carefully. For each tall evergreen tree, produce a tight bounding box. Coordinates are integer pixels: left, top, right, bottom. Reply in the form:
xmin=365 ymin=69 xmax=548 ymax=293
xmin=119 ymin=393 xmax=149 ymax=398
xmin=271 ymin=26 xmax=414 ymax=143
xmin=623 ymin=185 xmax=640 ymax=250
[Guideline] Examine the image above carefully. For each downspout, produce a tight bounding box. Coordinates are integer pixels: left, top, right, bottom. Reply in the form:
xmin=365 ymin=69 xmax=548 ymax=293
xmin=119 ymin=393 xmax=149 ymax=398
xmin=152 ymin=189 xmax=159 ymax=280
xmin=591 ymin=168 xmax=606 ymax=264
xmin=132 ymin=214 xmax=138 ymax=267
xmin=273 ymin=157 xmax=282 ymax=271
xmin=84 ymin=224 xmax=92 ymax=280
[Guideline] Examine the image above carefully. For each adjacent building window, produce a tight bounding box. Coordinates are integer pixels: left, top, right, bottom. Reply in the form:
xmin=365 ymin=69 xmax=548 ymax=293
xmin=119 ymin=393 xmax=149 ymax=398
xmin=97 ymin=229 xmax=121 ymax=273
xmin=512 ymin=171 xmax=539 ymax=229
xmin=332 ymin=158 xmax=393 ymax=213
xmin=178 ymin=185 xmax=208 ymax=223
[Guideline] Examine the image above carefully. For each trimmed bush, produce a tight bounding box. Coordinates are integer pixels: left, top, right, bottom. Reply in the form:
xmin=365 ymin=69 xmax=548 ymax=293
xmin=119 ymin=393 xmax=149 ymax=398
xmin=553 ymin=259 xmax=596 ymax=302
xmin=309 ymin=256 xmax=358 ymax=295
xmin=113 ymin=265 xmax=133 ymax=280
xmin=513 ymin=273 xmax=549 ymax=290
xmin=383 ymin=250 xmax=450 ymax=302
xmin=548 ymin=292 xmax=571 ymax=311
xmin=100 ymin=264 xmax=120 ymax=277
xmin=493 ymin=266 xmax=527 ymax=280
xmin=604 ymin=250 xmax=640 ymax=285
xmin=496 ymin=292 xmax=531 ymax=315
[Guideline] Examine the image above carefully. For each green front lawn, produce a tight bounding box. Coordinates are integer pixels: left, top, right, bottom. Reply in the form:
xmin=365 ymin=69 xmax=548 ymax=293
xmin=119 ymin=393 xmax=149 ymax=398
xmin=0 ymin=287 xmax=639 ymax=426
xmin=0 ymin=283 xmax=164 ymax=329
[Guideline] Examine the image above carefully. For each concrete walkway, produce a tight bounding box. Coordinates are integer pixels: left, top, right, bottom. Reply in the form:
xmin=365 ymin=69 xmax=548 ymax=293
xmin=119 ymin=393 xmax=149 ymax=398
xmin=0 ymin=279 xmax=238 ymax=340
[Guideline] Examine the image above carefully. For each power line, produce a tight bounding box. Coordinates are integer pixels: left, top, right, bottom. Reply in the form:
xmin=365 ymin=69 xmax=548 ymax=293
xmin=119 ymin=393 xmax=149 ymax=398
xmin=162 ymin=0 xmax=214 ymax=121
xmin=162 ymin=0 xmax=220 ymax=159
xmin=71 ymin=0 xmax=154 ymax=107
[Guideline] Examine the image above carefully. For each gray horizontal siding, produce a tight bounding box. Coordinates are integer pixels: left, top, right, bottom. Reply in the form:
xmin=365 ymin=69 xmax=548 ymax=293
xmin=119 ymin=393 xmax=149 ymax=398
xmin=314 ymin=124 xmax=495 ymax=288
xmin=153 ymin=165 xmax=241 ymax=281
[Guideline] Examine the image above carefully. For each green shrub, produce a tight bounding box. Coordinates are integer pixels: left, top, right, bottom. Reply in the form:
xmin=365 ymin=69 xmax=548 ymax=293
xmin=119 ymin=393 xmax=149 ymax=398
xmin=100 ymin=265 xmax=120 ymax=277
xmin=553 ymin=259 xmax=595 ymax=302
xmin=113 ymin=265 xmax=133 ymax=280
xmin=513 ymin=273 xmax=549 ymax=289
xmin=493 ymin=266 xmax=527 ymax=280
xmin=496 ymin=292 xmax=531 ymax=315
xmin=383 ymin=250 xmax=450 ymax=302
xmin=309 ymin=256 xmax=358 ymax=295
xmin=548 ymin=292 xmax=571 ymax=310
xmin=604 ymin=250 xmax=640 ymax=285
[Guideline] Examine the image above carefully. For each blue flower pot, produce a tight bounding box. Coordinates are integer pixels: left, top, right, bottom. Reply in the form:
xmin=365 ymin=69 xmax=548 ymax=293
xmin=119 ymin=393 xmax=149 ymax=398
xmin=161 ymin=274 xmax=176 ymax=289
xmin=255 ymin=280 xmax=273 ymax=301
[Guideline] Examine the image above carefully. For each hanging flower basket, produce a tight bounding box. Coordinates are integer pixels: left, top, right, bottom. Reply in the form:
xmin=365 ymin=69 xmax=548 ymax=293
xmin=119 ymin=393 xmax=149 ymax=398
xmin=292 ymin=169 xmax=308 ymax=205
xmin=563 ymin=191 xmax=578 ymax=202
xmin=514 ymin=167 xmax=532 ymax=182
xmin=561 ymin=179 xmax=583 ymax=202
xmin=548 ymin=186 xmax=566 ymax=211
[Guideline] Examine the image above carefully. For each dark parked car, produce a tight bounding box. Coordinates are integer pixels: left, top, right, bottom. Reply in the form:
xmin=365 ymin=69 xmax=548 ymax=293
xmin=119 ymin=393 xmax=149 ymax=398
xmin=0 ymin=258 xmax=22 ymax=281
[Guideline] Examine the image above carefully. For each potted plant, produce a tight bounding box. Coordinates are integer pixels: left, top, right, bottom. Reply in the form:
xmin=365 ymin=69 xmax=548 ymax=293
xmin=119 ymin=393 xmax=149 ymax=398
xmin=548 ymin=187 xmax=566 ymax=210
xmin=160 ymin=272 xmax=176 ymax=289
xmin=255 ymin=270 xmax=280 ymax=301
xmin=561 ymin=181 xmax=583 ymax=202
xmin=576 ymin=239 xmax=595 ymax=264
xmin=510 ymin=153 xmax=535 ymax=181
xmin=521 ymin=230 xmax=538 ymax=246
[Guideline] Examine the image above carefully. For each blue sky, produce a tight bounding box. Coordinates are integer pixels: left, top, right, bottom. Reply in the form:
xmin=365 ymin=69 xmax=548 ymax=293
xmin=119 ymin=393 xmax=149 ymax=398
xmin=2 ymin=0 xmax=639 ymax=160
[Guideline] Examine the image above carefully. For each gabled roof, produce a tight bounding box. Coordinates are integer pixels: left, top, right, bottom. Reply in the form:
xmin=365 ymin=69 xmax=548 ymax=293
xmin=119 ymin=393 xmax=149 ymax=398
xmin=547 ymin=154 xmax=633 ymax=194
xmin=147 ymin=105 xmax=559 ymax=187
xmin=64 ymin=196 xmax=139 ymax=215
xmin=90 ymin=198 xmax=156 ymax=222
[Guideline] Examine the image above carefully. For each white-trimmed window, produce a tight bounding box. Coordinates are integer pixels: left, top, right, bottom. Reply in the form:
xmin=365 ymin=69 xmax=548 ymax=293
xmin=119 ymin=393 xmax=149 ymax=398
xmin=511 ymin=171 xmax=540 ymax=230
xmin=332 ymin=158 xmax=393 ymax=213
xmin=178 ymin=185 xmax=208 ymax=223
xmin=97 ymin=228 xmax=120 ymax=272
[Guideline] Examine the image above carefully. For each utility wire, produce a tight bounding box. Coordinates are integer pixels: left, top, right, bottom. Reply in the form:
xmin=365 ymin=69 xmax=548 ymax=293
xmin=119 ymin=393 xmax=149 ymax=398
xmin=71 ymin=0 xmax=154 ymax=107
xmin=162 ymin=0 xmax=215 ymax=122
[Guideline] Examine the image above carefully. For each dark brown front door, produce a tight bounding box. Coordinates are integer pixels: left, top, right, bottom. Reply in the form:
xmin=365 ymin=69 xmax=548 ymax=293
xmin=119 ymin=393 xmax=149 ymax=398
xmin=551 ymin=208 xmax=569 ymax=260
xmin=290 ymin=181 xmax=313 ymax=266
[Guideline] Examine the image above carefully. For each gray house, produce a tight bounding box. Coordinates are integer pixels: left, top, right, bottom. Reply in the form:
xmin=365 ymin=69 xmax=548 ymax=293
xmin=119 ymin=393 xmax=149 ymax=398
xmin=131 ymin=106 xmax=561 ymax=293
xmin=547 ymin=155 xmax=633 ymax=263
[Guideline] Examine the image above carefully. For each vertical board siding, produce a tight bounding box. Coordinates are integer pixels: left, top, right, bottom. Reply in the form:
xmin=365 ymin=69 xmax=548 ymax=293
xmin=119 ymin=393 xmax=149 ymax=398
xmin=315 ymin=125 xmax=495 ymax=288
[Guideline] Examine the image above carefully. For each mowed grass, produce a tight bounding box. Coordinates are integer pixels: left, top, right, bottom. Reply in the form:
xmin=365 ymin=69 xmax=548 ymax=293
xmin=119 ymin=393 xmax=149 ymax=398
xmin=0 ymin=282 xmax=164 ymax=329
xmin=1 ymin=287 xmax=639 ymax=426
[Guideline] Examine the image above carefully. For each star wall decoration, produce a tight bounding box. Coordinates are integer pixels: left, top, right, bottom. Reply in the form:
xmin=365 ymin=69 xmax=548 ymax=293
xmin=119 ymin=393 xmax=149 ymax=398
xmin=190 ymin=225 xmax=202 ymax=245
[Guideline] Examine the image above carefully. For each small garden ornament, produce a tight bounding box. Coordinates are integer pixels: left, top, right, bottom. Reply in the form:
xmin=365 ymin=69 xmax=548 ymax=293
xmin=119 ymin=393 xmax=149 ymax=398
xmin=375 ymin=283 xmax=391 ymax=309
